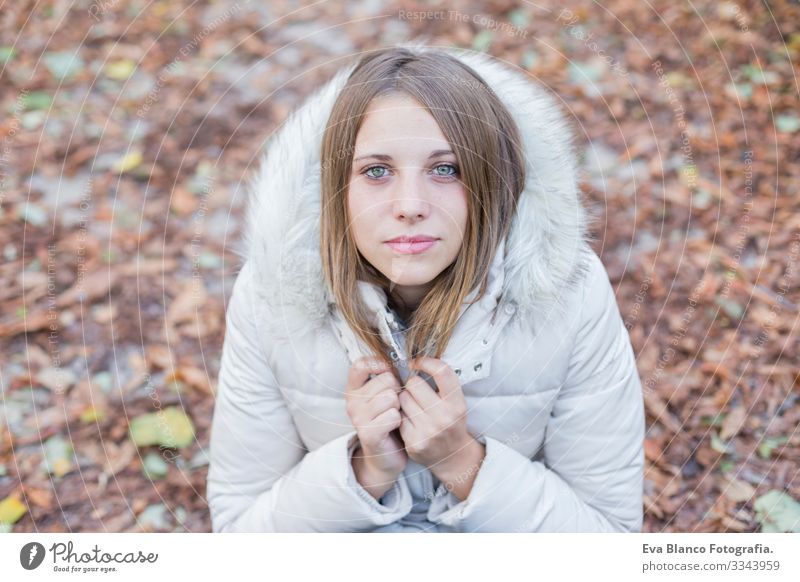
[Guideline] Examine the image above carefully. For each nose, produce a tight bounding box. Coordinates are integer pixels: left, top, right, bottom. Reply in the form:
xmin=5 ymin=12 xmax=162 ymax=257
xmin=391 ymin=172 xmax=430 ymax=222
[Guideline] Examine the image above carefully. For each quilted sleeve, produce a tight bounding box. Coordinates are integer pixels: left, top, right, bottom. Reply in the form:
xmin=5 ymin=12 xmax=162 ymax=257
xmin=206 ymin=261 xmax=413 ymax=532
xmin=426 ymin=251 xmax=645 ymax=532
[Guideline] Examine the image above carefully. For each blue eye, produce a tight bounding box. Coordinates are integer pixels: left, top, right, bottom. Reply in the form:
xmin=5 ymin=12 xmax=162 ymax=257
xmin=433 ymin=163 xmax=459 ymax=178
xmin=364 ymin=165 xmax=389 ymax=180
xmin=361 ymin=163 xmax=459 ymax=181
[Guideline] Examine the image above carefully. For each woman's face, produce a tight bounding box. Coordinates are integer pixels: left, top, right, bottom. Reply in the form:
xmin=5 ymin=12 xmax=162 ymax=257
xmin=347 ymin=93 xmax=469 ymax=310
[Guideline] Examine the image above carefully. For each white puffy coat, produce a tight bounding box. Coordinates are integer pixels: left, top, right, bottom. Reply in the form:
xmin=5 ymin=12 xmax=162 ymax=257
xmin=206 ymin=44 xmax=645 ymax=533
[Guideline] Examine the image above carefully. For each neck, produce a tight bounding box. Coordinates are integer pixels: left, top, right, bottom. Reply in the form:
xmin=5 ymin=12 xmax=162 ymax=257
xmin=388 ymin=286 xmax=428 ymax=322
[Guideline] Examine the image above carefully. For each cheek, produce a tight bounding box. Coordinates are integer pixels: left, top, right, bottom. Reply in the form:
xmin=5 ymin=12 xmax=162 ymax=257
xmin=442 ymin=187 xmax=469 ymax=240
xmin=347 ymin=184 xmax=378 ymax=218
xmin=347 ymin=188 xmax=384 ymax=251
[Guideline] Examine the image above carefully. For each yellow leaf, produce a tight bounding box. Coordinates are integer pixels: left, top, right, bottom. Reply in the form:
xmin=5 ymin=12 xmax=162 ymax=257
xmin=106 ymin=59 xmax=136 ymax=80
xmin=0 ymin=495 xmax=28 ymax=525
xmin=80 ymin=405 xmax=106 ymax=424
xmin=52 ymin=458 xmax=72 ymax=478
xmin=112 ymin=150 xmax=143 ymax=173
xmin=129 ymin=406 xmax=195 ymax=449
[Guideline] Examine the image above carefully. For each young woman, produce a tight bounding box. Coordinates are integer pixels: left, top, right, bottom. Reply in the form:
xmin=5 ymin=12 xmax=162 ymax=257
xmin=207 ymin=43 xmax=645 ymax=533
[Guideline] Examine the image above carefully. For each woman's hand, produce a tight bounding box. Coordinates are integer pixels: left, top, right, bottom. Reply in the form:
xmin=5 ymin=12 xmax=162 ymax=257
xmin=345 ymin=356 xmax=408 ymax=500
xmin=398 ymin=356 xmax=486 ymax=500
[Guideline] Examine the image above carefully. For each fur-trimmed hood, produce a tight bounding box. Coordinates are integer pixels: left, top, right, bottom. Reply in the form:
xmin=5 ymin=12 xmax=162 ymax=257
xmin=238 ymin=42 xmax=594 ymax=346
xmin=209 ymin=45 xmax=647 ymax=533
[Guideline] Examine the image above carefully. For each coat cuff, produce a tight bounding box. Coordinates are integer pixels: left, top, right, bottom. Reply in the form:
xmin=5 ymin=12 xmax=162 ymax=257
xmin=426 ymin=434 xmax=521 ymax=530
xmin=343 ymin=431 xmax=414 ymax=520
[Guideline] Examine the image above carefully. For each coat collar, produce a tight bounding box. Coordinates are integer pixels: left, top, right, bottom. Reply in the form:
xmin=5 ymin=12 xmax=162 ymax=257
xmin=331 ymin=237 xmax=508 ymax=384
xmin=239 ymin=41 xmax=592 ymax=356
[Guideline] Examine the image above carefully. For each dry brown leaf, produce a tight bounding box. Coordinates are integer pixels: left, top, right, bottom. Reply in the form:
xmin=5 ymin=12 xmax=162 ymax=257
xmin=720 ymin=516 xmax=749 ymax=532
xmin=55 ymin=269 xmax=117 ymax=308
xmin=67 ymin=378 xmax=110 ymax=419
xmin=167 ymin=280 xmax=207 ymax=327
xmin=176 ymin=314 xmax=221 ymax=339
xmin=644 ymin=438 xmax=662 ymax=462
xmin=643 ymin=390 xmax=683 ymax=434
xmin=644 ymin=493 xmax=664 ymax=518
xmin=720 ymin=405 xmax=747 ymax=440
xmin=18 ymin=271 xmax=47 ymax=289
xmin=36 ymin=367 xmax=77 ymax=392
xmin=92 ymin=303 xmax=117 ymax=323
xmin=117 ymin=258 xmax=178 ymax=277
xmin=0 ymin=310 xmax=51 ymax=337
xmin=103 ymin=440 xmax=137 ymax=476
xmin=146 ymin=344 xmax=175 ymax=371
xmin=722 ymin=476 xmax=756 ymax=503
xmin=24 ymin=486 xmax=54 ymax=509
xmin=170 ymin=186 xmax=198 ymax=215
xmin=173 ymin=366 xmax=215 ymax=396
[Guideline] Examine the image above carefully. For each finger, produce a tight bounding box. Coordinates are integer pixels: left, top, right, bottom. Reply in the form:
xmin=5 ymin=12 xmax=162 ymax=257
xmin=410 ymin=356 xmax=461 ymax=402
xmin=403 ymin=374 xmax=440 ymax=411
xmin=350 ymin=372 xmax=401 ymax=404
xmin=367 ymin=389 xmax=401 ymax=420
xmin=370 ymin=406 xmax=402 ymax=433
xmin=346 ymin=356 xmax=390 ymax=394
xmin=398 ymin=389 xmax=424 ymax=423
xmin=399 ymin=408 xmax=415 ymax=431
xmin=346 ymin=375 xmax=400 ymax=427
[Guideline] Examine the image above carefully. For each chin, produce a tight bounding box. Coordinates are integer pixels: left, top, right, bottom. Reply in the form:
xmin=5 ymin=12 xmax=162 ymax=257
xmin=390 ymin=278 xmax=435 ymax=288
xmin=386 ymin=269 xmax=441 ymax=287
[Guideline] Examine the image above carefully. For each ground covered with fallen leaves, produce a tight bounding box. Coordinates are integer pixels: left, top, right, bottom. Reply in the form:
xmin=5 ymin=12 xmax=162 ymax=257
xmin=0 ymin=0 xmax=798 ymax=533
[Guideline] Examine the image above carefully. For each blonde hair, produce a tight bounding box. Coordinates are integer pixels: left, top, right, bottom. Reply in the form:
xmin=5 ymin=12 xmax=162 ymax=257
xmin=320 ymin=46 xmax=525 ymax=371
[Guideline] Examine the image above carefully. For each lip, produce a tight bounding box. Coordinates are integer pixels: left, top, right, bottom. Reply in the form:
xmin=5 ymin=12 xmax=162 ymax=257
xmin=385 ymin=238 xmax=438 ymax=255
xmin=385 ymin=235 xmax=438 ymax=243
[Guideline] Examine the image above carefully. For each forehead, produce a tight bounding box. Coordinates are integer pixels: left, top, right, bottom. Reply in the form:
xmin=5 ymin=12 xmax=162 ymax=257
xmin=355 ymin=94 xmax=450 ymax=149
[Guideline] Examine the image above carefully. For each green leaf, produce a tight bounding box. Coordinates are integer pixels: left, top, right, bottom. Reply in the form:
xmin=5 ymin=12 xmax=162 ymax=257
xmin=142 ymin=452 xmax=170 ymax=479
xmin=700 ymin=413 xmax=725 ymax=427
xmin=43 ymin=435 xmax=74 ymax=477
xmin=521 ymin=50 xmax=539 ymax=70
xmin=719 ymin=460 xmax=735 ymax=473
xmin=16 ymin=202 xmax=48 ymax=227
xmin=137 ymin=503 xmax=170 ymax=531
xmin=693 ymin=188 xmax=713 ymax=209
xmin=776 ymin=114 xmax=800 ymax=134
xmin=758 ymin=436 xmax=789 ymax=459
xmin=472 ymin=30 xmax=494 ymax=52
xmin=0 ymin=46 xmax=16 ymax=64
xmin=23 ymin=91 xmax=52 ymax=111
xmin=754 ymin=490 xmax=800 ymax=533
xmin=129 ymin=406 xmax=195 ymax=449
xmin=187 ymin=448 xmax=209 ymax=470
xmin=43 ymin=50 xmax=85 ymax=81
xmin=198 ymin=251 xmax=222 ymax=269
xmin=569 ymin=60 xmax=604 ymax=84
xmin=714 ymin=296 xmax=744 ymax=320
xmin=726 ymin=82 xmax=752 ymax=100
xmin=508 ymin=8 xmax=529 ymax=27
xmin=92 ymin=371 xmax=113 ymax=394
xmin=710 ymin=431 xmax=734 ymax=454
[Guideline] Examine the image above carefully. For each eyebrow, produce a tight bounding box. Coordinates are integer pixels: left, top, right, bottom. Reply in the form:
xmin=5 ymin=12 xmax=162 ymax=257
xmin=352 ymin=149 xmax=455 ymax=163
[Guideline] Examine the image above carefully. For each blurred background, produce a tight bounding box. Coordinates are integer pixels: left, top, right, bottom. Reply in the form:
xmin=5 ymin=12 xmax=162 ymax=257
xmin=0 ymin=0 xmax=798 ymax=533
